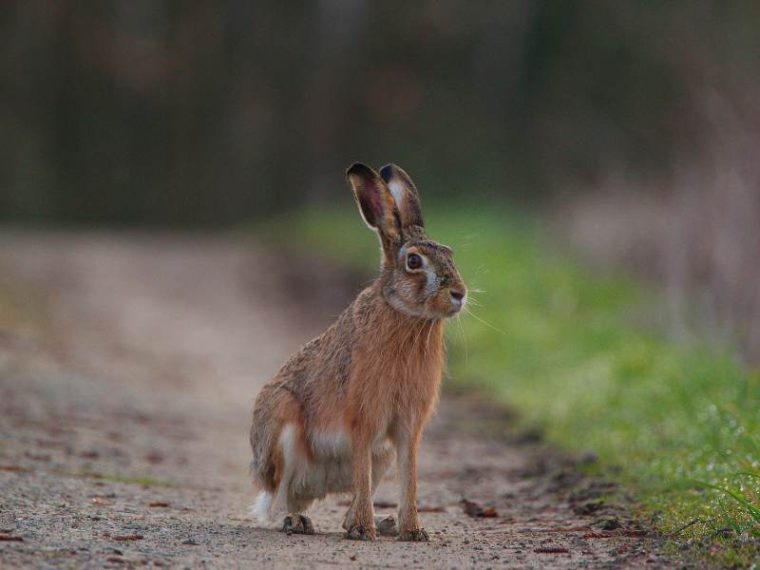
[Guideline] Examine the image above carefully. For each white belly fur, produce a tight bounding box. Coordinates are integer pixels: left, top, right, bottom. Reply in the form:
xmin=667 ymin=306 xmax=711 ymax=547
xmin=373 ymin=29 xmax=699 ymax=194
xmin=279 ymin=425 xmax=394 ymax=502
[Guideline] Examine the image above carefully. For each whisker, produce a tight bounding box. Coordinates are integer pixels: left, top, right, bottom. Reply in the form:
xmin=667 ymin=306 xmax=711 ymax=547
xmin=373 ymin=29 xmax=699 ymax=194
xmin=463 ymin=306 xmax=506 ymax=335
xmin=411 ymin=318 xmax=426 ymax=349
xmin=456 ymin=313 xmax=468 ymax=367
xmin=425 ymin=321 xmax=435 ymax=346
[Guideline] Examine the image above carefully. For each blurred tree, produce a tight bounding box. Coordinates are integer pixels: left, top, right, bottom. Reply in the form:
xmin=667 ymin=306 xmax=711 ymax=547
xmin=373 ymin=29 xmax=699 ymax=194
xmin=0 ymin=0 xmax=756 ymax=225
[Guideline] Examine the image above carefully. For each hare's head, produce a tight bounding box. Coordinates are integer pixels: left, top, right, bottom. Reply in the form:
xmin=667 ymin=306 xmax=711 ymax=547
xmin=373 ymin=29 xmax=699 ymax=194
xmin=347 ymin=162 xmax=466 ymax=320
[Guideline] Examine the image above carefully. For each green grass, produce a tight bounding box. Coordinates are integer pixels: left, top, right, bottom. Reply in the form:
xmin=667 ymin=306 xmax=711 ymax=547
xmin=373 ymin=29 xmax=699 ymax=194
xmin=72 ymin=470 xmax=174 ymax=488
xmin=0 ymin=268 xmax=48 ymax=333
xmin=258 ymin=205 xmax=760 ymax=565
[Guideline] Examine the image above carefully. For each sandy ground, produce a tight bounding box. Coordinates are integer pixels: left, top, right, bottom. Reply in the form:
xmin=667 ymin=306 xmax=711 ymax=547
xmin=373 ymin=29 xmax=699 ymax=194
xmin=0 ymin=232 xmax=670 ymax=569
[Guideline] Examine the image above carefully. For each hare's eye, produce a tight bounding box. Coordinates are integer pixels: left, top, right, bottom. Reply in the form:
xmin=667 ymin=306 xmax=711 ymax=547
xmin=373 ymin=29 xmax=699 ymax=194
xmin=407 ymin=253 xmax=423 ymax=270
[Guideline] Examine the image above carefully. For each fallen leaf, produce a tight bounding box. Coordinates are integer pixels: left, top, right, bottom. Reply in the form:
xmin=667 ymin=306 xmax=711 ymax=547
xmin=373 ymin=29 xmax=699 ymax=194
xmin=145 ymin=451 xmax=165 ymax=465
xmin=112 ymin=535 xmax=143 ymax=542
xmin=418 ymin=506 xmax=445 ymax=513
xmin=461 ymin=498 xmax=481 ymax=516
xmin=149 ymin=501 xmax=169 ymax=508
xmin=0 ymin=465 xmax=28 ymax=473
xmin=535 ymin=547 xmax=570 ymax=554
xmin=461 ymin=498 xmax=498 ymax=518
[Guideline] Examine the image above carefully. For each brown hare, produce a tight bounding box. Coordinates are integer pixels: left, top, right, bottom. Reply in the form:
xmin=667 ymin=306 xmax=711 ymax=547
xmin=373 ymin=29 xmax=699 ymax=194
xmin=250 ymin=162 xmax=466 ymax=541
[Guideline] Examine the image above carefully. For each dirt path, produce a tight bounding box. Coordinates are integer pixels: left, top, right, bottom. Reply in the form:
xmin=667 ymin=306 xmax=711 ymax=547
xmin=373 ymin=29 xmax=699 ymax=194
xmin=0 ymin=232 xmax=669 ymax=569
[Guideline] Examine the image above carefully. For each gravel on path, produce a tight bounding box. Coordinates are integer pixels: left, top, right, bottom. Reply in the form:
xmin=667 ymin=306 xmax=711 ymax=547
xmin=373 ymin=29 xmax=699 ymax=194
xmin=0 ymin=232 xmax=670 ymax=569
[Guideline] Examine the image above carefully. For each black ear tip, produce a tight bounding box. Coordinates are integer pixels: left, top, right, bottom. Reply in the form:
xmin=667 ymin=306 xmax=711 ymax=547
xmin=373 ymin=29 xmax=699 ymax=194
xmin=346 ymin=162 xmax=374 ymax=180
xmin=379 ymin=163 xmax=398 ymax=183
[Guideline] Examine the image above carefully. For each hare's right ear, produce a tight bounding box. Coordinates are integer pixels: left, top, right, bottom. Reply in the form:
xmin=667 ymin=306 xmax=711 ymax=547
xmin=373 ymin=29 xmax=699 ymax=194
xmin=379 ymin=164 xmax=424 ymax=231
xmin=346 ymin=163 xmax=401 ymax=246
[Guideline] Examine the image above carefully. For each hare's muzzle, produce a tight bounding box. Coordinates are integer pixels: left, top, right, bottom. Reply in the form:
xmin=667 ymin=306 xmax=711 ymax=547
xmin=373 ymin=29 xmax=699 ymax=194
xmin=448 ymin=287 xmax=467 ymax=314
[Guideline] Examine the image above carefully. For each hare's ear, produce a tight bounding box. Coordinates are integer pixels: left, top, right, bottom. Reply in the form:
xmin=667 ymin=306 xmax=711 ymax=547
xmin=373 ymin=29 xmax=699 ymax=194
xmin=380 ymin=164 xmax=424 ymax=230
xmin=346 ymin=163 xmax=401 ymax=245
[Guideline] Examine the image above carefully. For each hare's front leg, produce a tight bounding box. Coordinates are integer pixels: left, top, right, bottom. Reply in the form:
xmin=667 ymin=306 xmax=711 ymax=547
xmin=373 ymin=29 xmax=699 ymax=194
xmin=345 ymin=432 xmax=376 ymax=540
xmin=282 ymin=495 xmax=315 ymax=536
xmin=342 ymin=445 xmax=398 ymax=536
xmin=396 ymin=425 xmax=429 ymax=541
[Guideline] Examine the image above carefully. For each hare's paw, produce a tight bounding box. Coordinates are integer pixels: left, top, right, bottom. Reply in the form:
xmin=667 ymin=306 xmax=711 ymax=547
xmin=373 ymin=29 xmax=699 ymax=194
xmin=399 ymin=527 xmax=429 ymax=542
xmin=282 ymin=514 xmax=315 ymax=536
xmin=375 ymin=515 xmax=398 ymax=537
xmin=345 ymin=523 xmax=376 ymax=541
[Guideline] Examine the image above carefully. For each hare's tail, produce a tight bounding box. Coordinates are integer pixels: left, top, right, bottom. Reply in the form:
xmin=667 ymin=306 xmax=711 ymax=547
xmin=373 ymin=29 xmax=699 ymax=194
xmin=249 ymin=491 xmax=275 ymax=527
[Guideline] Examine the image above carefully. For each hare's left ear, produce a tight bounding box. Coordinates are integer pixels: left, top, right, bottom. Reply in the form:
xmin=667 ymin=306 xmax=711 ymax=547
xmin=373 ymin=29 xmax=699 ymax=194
xmin=380 ymin=164 xmax=424 ymax=230
xmin=346 ymin=162 xmax=401 ymax=245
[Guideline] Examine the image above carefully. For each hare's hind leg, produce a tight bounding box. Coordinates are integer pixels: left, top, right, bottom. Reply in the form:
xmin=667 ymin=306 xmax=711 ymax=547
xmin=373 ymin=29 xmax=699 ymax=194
xmin=274 ymin=423 xmax=317 ymax=535
xmin=255 ymin=388 xmax=316 ymax=535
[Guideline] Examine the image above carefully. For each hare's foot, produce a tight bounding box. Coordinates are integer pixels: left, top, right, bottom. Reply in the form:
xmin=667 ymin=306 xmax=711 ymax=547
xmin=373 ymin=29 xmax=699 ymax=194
xmin=282 ymin=513 xmax=315 ymax=536
xmin=343 ymin=496 xmax=376 ymax=540
xmin=345 ymin=523 xmax=376 ymax=541
xmin=398 ymin=527 xmax=429 ymax=542
xmin=375 ymin=514 xmax=398 ymax=536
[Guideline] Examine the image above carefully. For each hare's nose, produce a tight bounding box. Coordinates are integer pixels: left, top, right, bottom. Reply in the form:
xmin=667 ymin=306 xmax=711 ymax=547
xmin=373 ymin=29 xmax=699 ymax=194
xmin=450 ymin=290 xmax=465 ymax=302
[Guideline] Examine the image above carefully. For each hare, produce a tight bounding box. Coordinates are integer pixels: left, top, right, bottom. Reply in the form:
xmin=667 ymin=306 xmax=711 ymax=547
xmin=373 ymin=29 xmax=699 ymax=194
xmin=249 ymin=162 xmax=466 ymax=541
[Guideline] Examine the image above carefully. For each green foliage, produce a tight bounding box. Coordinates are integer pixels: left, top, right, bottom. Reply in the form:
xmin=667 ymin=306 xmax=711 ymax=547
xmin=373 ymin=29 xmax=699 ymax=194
xmin=267 ymin=206 xmax=760 ymax=565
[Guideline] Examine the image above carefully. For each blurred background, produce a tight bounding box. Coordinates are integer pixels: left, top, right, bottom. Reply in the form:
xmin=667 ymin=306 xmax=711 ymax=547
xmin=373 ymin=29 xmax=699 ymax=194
xmin=3 ymin=0 xmax=760 ymax=360
xmin=1 ymin=2 xmax=759 ymax=560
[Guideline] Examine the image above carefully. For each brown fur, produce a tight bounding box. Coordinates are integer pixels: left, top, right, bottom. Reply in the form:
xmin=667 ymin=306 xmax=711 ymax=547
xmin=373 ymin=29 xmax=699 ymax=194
xmin=250 ymin=163 xmax=466 ymax=541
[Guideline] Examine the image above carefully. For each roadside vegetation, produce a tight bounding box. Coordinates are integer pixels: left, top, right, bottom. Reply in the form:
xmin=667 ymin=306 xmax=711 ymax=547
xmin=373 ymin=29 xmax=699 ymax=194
xmin=259 ymin=206 xmax=759 ymax=566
